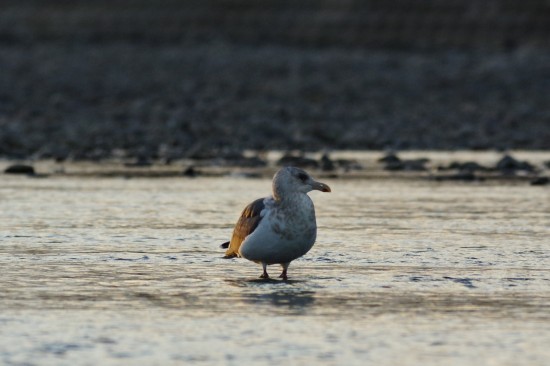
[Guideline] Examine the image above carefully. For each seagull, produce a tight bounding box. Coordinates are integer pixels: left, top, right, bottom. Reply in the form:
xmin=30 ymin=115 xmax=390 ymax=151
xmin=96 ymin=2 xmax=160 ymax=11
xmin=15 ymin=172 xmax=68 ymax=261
xmin=221 ymin=166 xmax=331 ymax=280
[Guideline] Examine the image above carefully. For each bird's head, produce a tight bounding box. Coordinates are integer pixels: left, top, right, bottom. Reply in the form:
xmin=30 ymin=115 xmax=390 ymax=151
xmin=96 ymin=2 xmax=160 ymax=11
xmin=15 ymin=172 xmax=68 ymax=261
xmin=273 ymin=166 xmax=331 ymax=198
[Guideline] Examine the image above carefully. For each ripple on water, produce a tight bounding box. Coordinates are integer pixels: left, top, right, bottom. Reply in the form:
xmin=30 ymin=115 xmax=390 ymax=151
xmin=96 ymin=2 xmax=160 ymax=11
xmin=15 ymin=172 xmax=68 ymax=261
xmin=0 ymin=174 xmax=549 ymax=365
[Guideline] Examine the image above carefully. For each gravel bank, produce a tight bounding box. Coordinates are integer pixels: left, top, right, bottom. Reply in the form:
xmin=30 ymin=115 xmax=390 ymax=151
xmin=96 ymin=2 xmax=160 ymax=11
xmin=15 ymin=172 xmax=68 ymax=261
xmin=1 ymin=1 xmax=549 ymax=160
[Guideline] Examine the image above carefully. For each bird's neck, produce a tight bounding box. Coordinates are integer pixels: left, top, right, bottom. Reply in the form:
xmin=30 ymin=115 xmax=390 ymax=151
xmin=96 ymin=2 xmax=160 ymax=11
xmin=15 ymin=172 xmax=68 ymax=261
xmin=272 ymin=186 xmax=284 ymax=202
xmin=273 ymin=191 xmax=308 ymax=208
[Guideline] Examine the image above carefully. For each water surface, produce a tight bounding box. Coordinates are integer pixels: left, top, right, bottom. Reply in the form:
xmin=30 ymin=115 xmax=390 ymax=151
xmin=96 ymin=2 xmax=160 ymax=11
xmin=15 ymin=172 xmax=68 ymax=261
xmin=1 ymin=175 xmax=549 ymax=365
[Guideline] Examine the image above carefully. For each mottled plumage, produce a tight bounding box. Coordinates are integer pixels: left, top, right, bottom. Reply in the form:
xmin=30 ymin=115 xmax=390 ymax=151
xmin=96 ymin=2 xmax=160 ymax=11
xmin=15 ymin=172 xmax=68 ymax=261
xmin=222 ymin=166 xmax=331 ymax=280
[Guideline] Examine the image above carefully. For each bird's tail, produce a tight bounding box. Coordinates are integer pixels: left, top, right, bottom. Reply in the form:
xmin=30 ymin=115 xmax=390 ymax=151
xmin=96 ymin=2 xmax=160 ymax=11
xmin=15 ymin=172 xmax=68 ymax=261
xmin=220 ymin=241 xmax=237 ymax=258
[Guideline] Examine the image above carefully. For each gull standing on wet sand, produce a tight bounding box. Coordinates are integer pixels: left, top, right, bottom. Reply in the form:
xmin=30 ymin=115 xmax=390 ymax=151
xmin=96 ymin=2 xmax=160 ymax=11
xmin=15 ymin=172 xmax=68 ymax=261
xmin=221 ymin=166 xmax=331 ymax=280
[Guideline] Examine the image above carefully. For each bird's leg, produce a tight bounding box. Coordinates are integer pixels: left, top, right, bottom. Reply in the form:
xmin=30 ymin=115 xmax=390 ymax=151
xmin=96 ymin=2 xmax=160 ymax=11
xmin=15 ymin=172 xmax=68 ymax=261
xmin=279 ymin=262 xmax=290 ymax=280
xmin=259 ymin=262 xmax=269 ymax=279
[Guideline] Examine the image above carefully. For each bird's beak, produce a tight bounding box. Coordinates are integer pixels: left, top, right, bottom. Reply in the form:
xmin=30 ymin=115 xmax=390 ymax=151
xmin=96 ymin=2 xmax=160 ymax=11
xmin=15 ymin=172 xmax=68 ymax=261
xmin=312 ymin=181 xmax=331 ymax=192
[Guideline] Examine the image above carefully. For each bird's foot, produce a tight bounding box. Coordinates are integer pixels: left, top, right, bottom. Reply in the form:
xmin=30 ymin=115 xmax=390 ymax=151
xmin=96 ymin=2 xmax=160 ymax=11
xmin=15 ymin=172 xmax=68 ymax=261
xmin=279 ymin=270 xmax=288 ymax=281
xmin=259 ymin=262 xmax=270 ymax=279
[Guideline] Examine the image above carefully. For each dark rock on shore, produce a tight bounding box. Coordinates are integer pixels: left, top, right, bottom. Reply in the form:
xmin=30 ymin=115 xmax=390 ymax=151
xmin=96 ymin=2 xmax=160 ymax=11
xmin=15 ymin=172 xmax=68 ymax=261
xmin=530 ymin=177 xmax=549 ymax=186
xmin=378 ymin=153 xmax=401 ymax=164
xmin=4 ymin=164 xmax=35 ymax=175
xmin=440 ymin=154 xmax=540 ymax=176
xmin=384 ymin=160 xmax=428 ymax=171
xmin=320 ymin=153 xmax=335 ymax=171
xmin=496 ymin=155 xmax=535 ymax=174
xmin=182 ymin=166 xmax=198 ymax=177
xmin=439 ymin=161 xmax=491 ymax=173
xmin=380 ymin=153 xmax=429 ymax=171
xmin=335 ymin=159 xmax=362 ymax=171
xmin=276 ymin=152 xmax=360 ymax=172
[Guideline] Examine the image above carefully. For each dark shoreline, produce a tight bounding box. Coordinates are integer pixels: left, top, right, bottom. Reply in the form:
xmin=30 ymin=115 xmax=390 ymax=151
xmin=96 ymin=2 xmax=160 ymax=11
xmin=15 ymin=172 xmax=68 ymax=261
xmin=2 ymin=151 xmax=549 ymax=185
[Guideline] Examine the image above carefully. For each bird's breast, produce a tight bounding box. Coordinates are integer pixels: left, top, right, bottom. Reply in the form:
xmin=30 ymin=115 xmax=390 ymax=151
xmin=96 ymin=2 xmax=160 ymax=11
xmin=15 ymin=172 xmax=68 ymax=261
xmin=268 ymin=194 xmax=317 ymax=242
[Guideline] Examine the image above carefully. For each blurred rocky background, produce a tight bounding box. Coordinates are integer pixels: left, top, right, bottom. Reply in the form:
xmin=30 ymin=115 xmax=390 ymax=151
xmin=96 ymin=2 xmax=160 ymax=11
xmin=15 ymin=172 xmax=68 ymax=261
xmin=1 ymin=0 xmax=549 ymax=160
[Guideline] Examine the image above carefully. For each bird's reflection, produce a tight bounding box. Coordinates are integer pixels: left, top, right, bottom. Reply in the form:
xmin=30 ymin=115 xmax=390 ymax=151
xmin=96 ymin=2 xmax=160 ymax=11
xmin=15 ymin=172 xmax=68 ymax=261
xmin=246 ymin=289 xmax=316 ymax=315
xmin=224 ymin=278 xmax=317 ymax=314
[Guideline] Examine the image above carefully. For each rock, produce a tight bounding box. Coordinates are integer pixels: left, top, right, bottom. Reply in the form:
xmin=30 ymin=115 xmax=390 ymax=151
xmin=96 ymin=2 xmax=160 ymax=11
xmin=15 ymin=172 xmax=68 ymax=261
xmin=384 ymin=158 xmax=428 ymax=171
xmin=442 ymin=161 xmax=490 ymax=172
xmin=335 ymin=159 xmax=362 ymax=171
xmin=183 ymin=166 xmax=198 ymax=177
xmin=4 ymin=164 xmax=35 ymax=175
xmin=379 ymin=153 xmax=428 ymax=171
xmin=378 ymin=153 xmax=401 ymax=164
xmin=383 ymin=161 xmax=405 ymax=171
xmin=320 ymin=153 xmax=335 ymax=171
xmin=496 ymin=155 xmax=535 ymax=173
xmin=530 ymin=177 xmax=549 ymax=186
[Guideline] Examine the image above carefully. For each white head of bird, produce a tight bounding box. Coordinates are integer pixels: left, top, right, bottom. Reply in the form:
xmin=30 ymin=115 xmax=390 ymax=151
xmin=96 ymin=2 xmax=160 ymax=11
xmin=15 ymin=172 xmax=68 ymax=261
xmin=272 ymin=166 xmax=331 ymax=200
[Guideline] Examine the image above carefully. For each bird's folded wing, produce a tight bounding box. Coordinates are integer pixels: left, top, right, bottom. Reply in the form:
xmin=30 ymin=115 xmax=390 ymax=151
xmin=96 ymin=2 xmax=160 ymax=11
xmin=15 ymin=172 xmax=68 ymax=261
xmin=224 ymin=198 xmax=266 ymax=258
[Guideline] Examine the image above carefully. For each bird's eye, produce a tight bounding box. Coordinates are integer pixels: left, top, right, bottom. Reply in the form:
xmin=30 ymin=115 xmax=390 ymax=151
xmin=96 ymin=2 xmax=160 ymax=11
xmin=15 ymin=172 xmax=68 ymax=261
xmin=298 ymin=173 xmax=308 ymax=182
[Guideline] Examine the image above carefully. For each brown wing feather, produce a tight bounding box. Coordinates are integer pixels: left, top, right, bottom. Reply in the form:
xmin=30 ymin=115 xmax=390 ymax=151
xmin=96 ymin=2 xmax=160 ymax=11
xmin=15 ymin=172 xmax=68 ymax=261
xmin=224 ymin=198 xmax=266 ymax=258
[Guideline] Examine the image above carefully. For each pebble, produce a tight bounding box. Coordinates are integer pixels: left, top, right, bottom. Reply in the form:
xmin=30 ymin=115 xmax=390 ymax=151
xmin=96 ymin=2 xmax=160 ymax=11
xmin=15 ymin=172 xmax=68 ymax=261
xmin=440 ymin=161 xmax=490 ymax=172
xmin=530 ymin=177 xmax=549 ymax=186
xmin=378 ymin=153 xmax=401 ymax=164
xmin=380 ymin=153 xmax=429 ymax=171
xmin=4 ymin=164 xmax=35 ymax=175
xmin=182 ymin=166 xmax=198 ymax=177
xmin=320 ymin=153 xmax=335 ymax=171
xmin=496 ymin=155 xmax=535 ymax=173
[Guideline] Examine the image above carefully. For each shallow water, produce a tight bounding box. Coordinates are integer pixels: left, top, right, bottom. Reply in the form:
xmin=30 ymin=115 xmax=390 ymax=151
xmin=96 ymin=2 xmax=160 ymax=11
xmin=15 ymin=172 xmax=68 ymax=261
xmin=1 ymin=174 xmax=549 ymax=365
